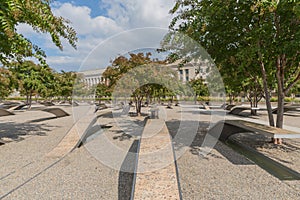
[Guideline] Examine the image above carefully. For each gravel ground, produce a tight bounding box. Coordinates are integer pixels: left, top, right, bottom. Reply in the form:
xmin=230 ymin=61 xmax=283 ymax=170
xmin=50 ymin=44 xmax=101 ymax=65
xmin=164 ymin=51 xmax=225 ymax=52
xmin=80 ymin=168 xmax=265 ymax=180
xmin=1 ymin=103 xmax=300 ymax=199
xmin=0 ymin=105 xmax=143 ymax=199
xmin=167 ymin=105 xmax=300 ymax=200
xmin=0 ymin=107 xmax=73 ymax=178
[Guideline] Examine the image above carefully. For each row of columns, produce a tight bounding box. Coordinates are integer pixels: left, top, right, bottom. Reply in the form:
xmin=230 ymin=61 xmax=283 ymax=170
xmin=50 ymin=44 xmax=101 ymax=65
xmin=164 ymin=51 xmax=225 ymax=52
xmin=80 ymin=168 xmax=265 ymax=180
xmin=84 ymin=77 xmax=105 ymax=87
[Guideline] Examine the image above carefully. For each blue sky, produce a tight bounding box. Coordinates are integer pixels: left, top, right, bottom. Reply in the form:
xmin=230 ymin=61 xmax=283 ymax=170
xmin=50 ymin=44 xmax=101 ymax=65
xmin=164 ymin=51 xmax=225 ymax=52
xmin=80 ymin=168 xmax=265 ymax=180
xmin=17 ymin=0 xmax=175 ymax=72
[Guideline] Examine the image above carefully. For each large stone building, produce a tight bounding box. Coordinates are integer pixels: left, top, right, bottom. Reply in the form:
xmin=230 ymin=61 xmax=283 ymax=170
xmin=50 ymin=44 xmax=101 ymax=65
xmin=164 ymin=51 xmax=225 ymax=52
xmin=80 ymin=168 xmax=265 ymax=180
xmin=79 ymin=60 xmax=209 ymax=87
xmin=79 ymin=69 xmax=106 ymax=87
xmin=166 ymin=59 xmax=210 ymax=83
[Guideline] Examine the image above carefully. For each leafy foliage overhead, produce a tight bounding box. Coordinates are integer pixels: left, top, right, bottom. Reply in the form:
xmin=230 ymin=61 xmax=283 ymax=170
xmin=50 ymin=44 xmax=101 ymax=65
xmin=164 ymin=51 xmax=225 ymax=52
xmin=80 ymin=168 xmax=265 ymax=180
xmin=0 ymin=0 xmax=77 ymax=64
xmin=168 ymin=0 xmax=300 ymax=128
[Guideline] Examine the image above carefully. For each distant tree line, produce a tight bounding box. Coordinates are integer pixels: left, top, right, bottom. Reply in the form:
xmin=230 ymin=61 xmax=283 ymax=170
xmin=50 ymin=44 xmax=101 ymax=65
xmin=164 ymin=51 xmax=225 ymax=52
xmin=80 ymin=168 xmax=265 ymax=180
xmin=0 ymin=61 xmax=88 ymax=108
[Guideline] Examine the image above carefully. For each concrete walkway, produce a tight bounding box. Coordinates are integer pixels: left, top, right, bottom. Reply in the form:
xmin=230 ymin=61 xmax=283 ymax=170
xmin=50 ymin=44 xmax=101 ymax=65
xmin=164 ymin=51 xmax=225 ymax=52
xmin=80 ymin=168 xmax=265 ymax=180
xmin=46 ymin=107 xmax=111 ymax=158
xmin=133 ymin=119 xmax=181 ymax=200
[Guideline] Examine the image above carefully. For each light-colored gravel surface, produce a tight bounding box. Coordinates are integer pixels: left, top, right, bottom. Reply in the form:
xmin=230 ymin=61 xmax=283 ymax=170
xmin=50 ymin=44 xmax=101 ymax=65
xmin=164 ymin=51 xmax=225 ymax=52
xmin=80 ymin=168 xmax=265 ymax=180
xmin=4 ymin=146 xmax=120 ymax=199
xmin=1 ymin=103 xmax=300 ymax=199
xmin=0 ymin=108 xmax=73 ymax=177
xmin=169 ymin=105 xmax=300 ymax=200
xmin=0 ymin=105 xmax=143 ymax=199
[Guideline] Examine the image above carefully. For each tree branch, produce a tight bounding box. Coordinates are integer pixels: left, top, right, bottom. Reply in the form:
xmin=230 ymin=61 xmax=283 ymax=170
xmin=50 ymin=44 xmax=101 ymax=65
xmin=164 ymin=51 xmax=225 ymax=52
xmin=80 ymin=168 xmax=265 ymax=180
xmin=285 ymin=70 xmax=300 ymax=95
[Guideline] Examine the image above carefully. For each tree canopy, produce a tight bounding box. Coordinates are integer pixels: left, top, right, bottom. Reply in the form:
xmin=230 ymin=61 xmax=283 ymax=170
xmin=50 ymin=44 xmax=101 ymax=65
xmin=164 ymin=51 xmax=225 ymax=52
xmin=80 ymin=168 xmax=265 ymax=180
xmin=0 ymin=67 xmax=16 ymax=99
xmin=2 ymin=61 xmax=85 ymax=107
xmin=0 ymin=0 xmax=77 ymax=64
xmin=8 ymin=61 xmax=50 ymax=107
xmin=168 ymin=0 xmax=300 ymax=131
xmin=104 ymin=53 xmax=184 ymax=115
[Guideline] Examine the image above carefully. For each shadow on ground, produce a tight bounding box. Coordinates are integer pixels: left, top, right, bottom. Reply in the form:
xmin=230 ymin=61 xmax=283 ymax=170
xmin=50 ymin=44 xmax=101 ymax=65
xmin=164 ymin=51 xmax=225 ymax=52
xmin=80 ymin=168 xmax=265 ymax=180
xmin=118 ymin=139 xmax=139 ymax=200
xmin=86 ymin=111 xmax=145 ymax=199
xmin=0 ymin=122 xmax=57 ymax=143
xmin=27 ymin=116 xmax=58 ymax=123
xmin=100 ymin=111 xmax=147 ymax=140
xmin=166 ymin=119 xmax=253 ymax=165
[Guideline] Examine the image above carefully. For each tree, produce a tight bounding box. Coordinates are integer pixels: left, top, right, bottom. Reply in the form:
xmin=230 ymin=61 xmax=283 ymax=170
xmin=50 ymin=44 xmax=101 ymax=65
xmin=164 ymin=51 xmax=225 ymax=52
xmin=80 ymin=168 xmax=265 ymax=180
xmin=104 ymin=53 xmax=182 ymax=116
xmin=189 ymin=78 xmax=209 ymax=103
xmin=38 ymin=67 xmax=57 ymax=100
xmin=168 ymin=0 xmax=300 ymax=138
xmin=0 ymin=67 xmax=16 ymax=99
xmin=222 ymin=55 xmax=266 ymax=114
xmin=103 ymin=53 xmax=154 ymax=90
xmin=290 ymin=81 xmax=300 ymax=98
xmin=96 ymin=83 xmax=110 ymax=104
xmin=242 ymin=75 xmax=264 ymax=115
xmin=57 ymin=71 xmax=77 ymax=103
xmin=9 ymin=61 xmax=48 ymax=108
xmin=114 ymin=63 xmax=180 ymax=116
xmin=0 ymin=0 xmax=77 ymax=65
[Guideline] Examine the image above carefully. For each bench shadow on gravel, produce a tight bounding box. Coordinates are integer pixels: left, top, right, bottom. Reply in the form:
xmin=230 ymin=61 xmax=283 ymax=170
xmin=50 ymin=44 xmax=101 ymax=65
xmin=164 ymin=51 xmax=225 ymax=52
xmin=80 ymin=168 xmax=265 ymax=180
xmin=27 ymin=116 xmax=58 ymax=123
xmin=0 ymin=122 xmax=56 ymax=143
xmin=118 ymin=139 xmax=139 ymax=200
xmin=116 ymin=118 xmax=146 ymax=200
xmin=97 ymin=111 xmax=145 ymax=200
xmin=101 ymin=111 xmax=147 ymax=139
xmin=166 ymin=119 xmax=253 ymax=165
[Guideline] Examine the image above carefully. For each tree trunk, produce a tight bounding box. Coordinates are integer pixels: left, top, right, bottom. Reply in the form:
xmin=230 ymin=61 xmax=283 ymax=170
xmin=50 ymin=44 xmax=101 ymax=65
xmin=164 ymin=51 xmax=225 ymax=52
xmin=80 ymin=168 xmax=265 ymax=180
xmin=135 ymin=97 xmax=142 ymax=116
xmin=274 ymin=55 xmax=286 ymax=144
xmin=276 ymin=93 xmax=285 ymax=128
xmin=259 ymin=57 xmax=275 ymax=127
xmin=276 ymin=55 xmax=285 ymax=129
xmin=229 ymin=93 xmax=234 ymax=105
xmin=26 ymin=92 xmax=29 ymax=105
xmin=28 ymin=91 xmax=32 ymax=109
xmin=251 ymin=95 xmax=259 ymax=116
xmin=137 ymin=99 xmax=142 ymax=116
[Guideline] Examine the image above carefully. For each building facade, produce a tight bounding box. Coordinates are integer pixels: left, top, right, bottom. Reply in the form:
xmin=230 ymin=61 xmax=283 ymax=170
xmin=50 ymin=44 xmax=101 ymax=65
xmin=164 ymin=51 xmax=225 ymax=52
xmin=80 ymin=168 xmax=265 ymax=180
xmin=79 ymin=69 xmax=106 ymax=87
xmin=166 ymin=59 xmax=210 ymax=83
xmin=79 ymin=60 xmax=209 ymax=87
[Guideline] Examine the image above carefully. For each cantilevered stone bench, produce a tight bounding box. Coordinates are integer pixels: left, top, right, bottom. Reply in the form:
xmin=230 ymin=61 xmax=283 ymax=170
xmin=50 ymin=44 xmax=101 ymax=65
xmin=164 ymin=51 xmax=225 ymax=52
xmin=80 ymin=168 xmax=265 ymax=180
xmin=272 ymin=106 xmax=300 ymax=114
xmin=0 ymin=108 xmax=15 ymax=117
xmin=225 ymin=104 xmax=236 ymax=110
xmin=46 ymin=108 xmax=112 ymax=158
xmin=208 ymin=120 xmax=300 ymax=142
xmin=0 ymin=102 xmax=20 ymax=109
xmin=94 ymin=103 xmax=108 ymax=112
xmin=133 ymin=119 xmax=181 ymax=200
xmin=40 ymin=101 xmax=55 ymax=106
xmin=42 ymin=108 xmax=70 ymax=118
xmin=199 ymin=102 xmax=210 ymax=110
xmin=228 ymin=106 xmax=262 ymax=116
xmin=8 ymin=104 xmax=27 ymax=110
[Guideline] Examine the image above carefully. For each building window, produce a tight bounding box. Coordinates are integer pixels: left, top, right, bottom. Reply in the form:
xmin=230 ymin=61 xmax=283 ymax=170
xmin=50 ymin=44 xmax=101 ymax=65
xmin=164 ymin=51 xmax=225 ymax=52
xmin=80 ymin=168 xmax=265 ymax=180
xmin=185 ymin=69 xmax=189 ymax=81
xmin=179 ymin=70 xmax=183 ymax=81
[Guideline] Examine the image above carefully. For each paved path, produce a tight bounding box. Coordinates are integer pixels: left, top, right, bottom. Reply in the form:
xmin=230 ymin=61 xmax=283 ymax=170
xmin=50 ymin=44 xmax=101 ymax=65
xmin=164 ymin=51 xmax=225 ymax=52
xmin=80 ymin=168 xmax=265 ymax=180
xmin=133 ymin=119 xmax=181 ymax=200
xmin=46 ymin=107 xmax=111 ymax=158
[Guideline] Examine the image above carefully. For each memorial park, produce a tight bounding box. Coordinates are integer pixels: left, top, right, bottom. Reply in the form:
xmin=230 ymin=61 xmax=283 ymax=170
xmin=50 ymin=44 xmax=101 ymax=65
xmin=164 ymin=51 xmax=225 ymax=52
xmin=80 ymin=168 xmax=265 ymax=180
xmin=1 ymin=0 xmax=300 ymax=199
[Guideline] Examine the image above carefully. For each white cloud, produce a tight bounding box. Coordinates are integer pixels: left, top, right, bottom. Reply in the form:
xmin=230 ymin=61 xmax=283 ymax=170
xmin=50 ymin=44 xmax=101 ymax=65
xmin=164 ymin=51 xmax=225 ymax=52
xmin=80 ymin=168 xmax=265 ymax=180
xmin=17 ymin=1 xmax=176 ymax=71
xmin=100 ymin=0 xmax=175 ymax=28
xmin=53 ymin=3 xmax=123 ymax=37
xmin=80 ymin=28 xmax=169 ymax=71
